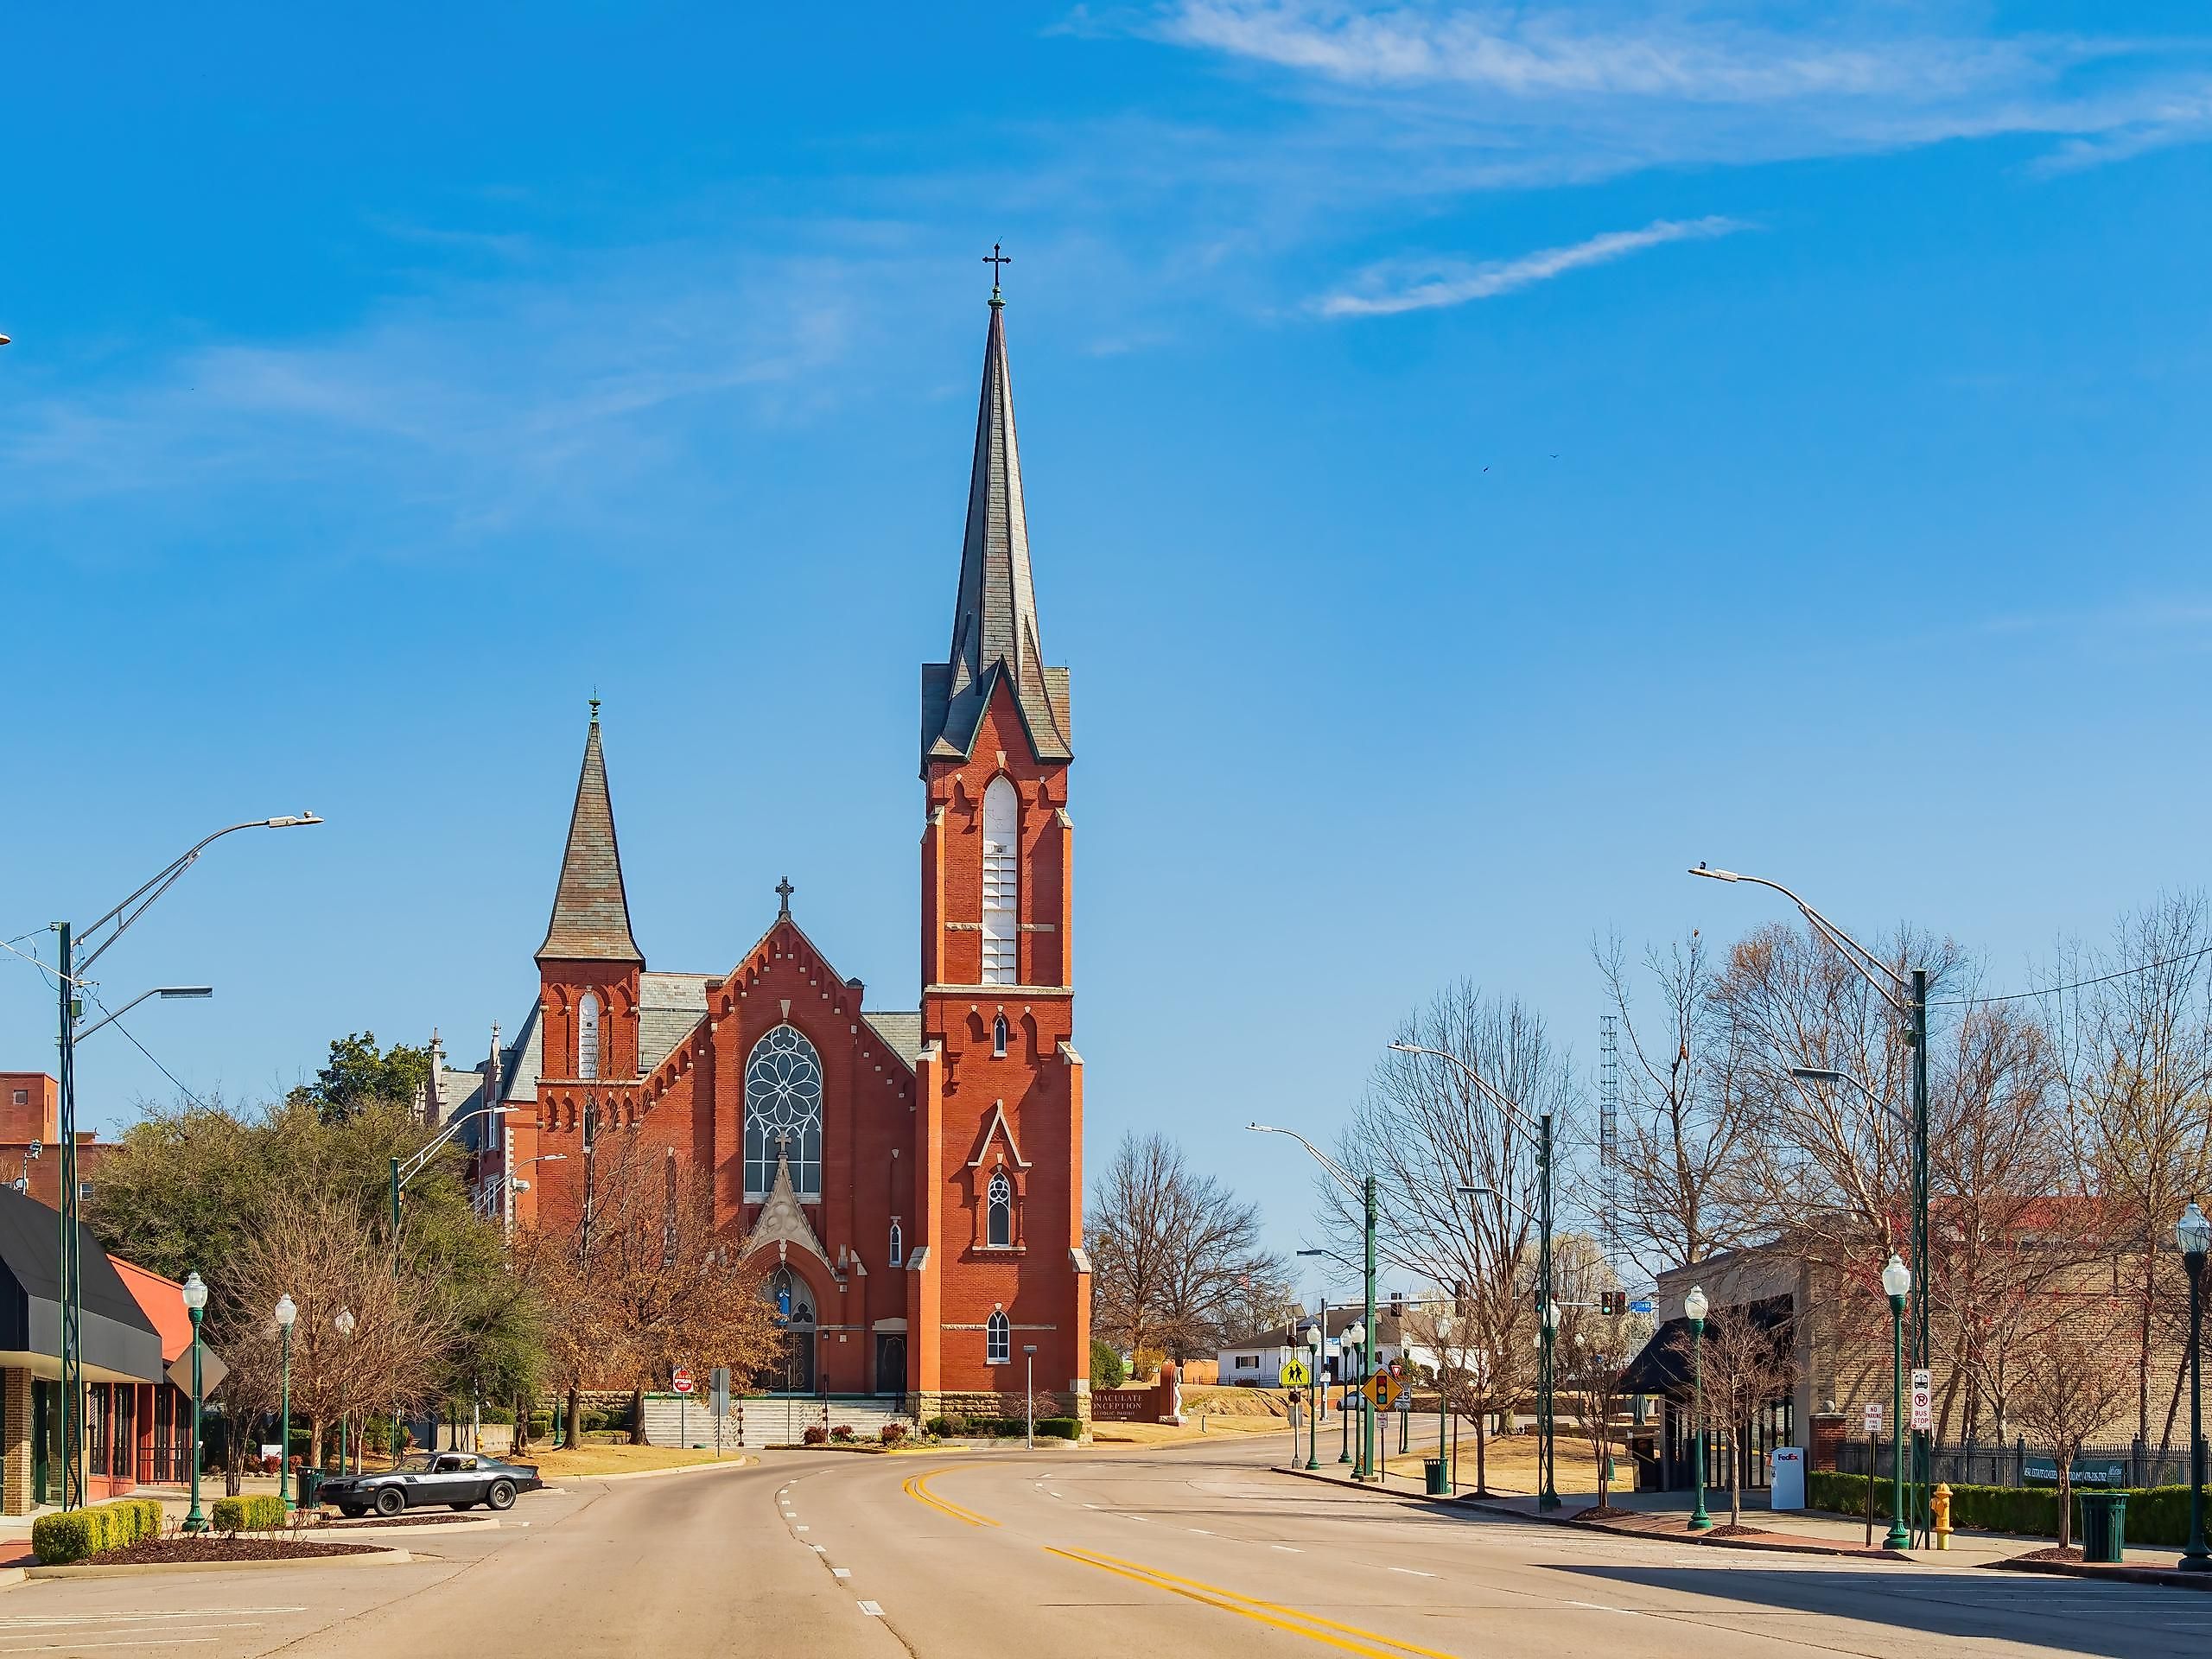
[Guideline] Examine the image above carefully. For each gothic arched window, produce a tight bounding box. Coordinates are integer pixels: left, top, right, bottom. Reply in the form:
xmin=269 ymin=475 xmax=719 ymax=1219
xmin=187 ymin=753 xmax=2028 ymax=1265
xmin=992 ymin=1014 xmax=1009 ymax=1058
xmin=982 ymin=778 xmax=1019 ymax=985
xmin=987 ymin=1167 xmax=1014 ymax=1248
xmin=987 ymin=1308 xmax=1010 ymax=1364
xmin=577 ymin=992 xmax=601 ymax=1080
xmin=767 ymin=1264 xmax=815 ymax=1325
xmin=888 ymin=1218 xmax=904 ymax=1268
xmin=745 ymin=1025 xmax=823 ymax=1198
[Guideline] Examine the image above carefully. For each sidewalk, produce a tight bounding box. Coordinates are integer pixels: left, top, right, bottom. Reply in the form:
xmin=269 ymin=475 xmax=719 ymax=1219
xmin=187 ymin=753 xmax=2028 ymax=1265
xmin=1272 ymin=1459 xmax=2192 ymax=1573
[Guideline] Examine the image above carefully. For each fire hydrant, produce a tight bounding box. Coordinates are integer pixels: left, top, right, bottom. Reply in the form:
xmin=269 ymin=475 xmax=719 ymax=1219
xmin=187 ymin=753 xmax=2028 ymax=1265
xmin=1932 ymin=1483 xmax=1953 ymax=1550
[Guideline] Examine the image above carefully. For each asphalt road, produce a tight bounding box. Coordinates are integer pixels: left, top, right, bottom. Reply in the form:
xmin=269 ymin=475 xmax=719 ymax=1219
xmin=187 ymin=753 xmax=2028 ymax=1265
xmin=5 ymin=1438 xmax=2211 ymax=1657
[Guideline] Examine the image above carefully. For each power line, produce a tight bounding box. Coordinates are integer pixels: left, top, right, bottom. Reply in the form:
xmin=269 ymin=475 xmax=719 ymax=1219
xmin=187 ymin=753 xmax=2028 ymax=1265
xmin=83 ymin=993 xmax=211 ymax=1112
xmin=1934 ymin=941 xmax=2212 ymax=1008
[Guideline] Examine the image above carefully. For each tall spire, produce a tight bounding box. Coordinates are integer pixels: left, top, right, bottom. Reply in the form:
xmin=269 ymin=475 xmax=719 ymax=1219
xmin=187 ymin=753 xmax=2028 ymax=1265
xmin=921 ymin=283 xmax=1073 ymax=767
xmin=537 ymin=703 xmax=644 ymax=963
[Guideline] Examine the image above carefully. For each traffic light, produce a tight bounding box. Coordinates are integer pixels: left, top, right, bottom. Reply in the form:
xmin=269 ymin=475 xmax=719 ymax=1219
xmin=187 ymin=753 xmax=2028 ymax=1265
xmin=1389 ymin=1293 xmax=1405 ymax=1321
xmin=1599 ymin=1290 xmax=1626 ymax=1316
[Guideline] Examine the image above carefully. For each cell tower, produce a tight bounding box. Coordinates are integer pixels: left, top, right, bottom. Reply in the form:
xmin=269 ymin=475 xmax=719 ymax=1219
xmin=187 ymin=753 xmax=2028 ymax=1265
xmin=1599 ymin=1014 xmax=1620 ymax=1262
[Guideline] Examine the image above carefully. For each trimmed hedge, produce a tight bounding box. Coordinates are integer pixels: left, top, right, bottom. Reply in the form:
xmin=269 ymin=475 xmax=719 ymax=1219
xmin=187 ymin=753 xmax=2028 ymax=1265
xmin=1808 ymin=1471 xmax=2195 ymax=1547
xmin=32 ymin=1498 xmax=164 ymax=1565
xmin=210 ymin=1494 xmax=289 ymax=1534
xmin=925 ymin=1414 xmax=1084 ymax=1440
xmin=1036 ymin=1417 xmax=1081 ymax=1440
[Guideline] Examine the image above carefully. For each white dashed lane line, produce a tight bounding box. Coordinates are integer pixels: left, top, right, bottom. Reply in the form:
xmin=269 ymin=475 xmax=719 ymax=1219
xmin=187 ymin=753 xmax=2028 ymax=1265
xmin=858 ymin=1601 xmax=885 ymax=1617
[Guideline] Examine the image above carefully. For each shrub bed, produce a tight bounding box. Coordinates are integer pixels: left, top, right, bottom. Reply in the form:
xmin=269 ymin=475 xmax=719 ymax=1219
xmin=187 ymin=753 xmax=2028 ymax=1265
xmin=210 ymin=1495 xmax=290 ymax=1535
xmin=32 ymin=1498 xmax=165 ymax=1565
xmin=1808 ymin=1471 xmax=2193 ymax=1547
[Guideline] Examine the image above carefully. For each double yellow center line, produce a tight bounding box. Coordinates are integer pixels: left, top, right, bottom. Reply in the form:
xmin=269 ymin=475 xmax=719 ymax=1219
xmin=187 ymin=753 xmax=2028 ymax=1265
xmin=900 ymin=1469 xmax=999 ymax=1528
xmin=898 ymin=1469 xmax=1462 ymax=1659
xmin=1044 ymin=1548 xmax=1462 ymax=1659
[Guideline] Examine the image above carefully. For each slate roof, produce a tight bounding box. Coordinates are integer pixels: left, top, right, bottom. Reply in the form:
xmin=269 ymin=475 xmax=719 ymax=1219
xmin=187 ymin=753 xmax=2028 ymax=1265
xmin=537 ymin=712 xmax=644 ymax=963
xmin=862 ymin=1011 xmax=923 ymax=1071
xmin=921 ymin=296 xmax=1072 ymax=770
xmin=639 ymin=972 xmax=712 ymax=1072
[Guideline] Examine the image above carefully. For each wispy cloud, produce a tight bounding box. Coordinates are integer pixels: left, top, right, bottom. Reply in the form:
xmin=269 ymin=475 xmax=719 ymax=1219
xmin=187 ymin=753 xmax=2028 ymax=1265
xmin=1145 ymin=2 xmax=2212 ymax=180
xmin=1315 ymin=213 xmax=1747 ymax=316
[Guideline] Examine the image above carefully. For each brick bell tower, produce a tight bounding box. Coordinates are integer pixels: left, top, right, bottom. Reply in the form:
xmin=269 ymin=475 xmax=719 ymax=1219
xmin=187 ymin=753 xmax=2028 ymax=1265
xmin=914 ymin=273 xmax=1089 ymax=1423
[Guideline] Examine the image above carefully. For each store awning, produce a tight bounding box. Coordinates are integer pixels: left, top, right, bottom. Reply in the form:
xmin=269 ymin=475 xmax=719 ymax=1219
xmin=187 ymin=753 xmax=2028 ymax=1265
xmin=0 ymin=1185 xmax=163 ymax=1383
xmin=1618 ymin=1294 xmax=1793 ymax=1402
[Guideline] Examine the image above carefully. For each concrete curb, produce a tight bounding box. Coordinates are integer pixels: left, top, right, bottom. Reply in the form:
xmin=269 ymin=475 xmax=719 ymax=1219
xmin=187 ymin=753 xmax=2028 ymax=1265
xmin=1986 ymin=1557 xmax=2212 ymax=1590
xmin=1270 ymin=1465 xmax=1916 ymax=1561
xmin=26 ymin=1548 xmax=411 ymax=1580
xmin=315 ymin=1516 xmax=500 ymax=1540
xmin=553 ymin=1454 xmax=754 ymax=1484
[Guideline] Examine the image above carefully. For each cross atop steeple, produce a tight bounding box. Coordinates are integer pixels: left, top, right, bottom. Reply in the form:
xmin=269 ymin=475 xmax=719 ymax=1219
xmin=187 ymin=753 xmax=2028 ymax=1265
xmin=982 ymin=241 xmax=1011 ymax=305
xmin=775 ymin=875 xmax=795 ymax=918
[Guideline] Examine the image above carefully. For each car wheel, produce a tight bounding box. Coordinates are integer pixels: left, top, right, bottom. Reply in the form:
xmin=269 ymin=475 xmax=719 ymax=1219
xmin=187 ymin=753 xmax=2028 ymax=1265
xmin=486 ymin=1479 xmax=517 ymax=1511
xmin=374 ymin=1487 xmax=407 ymax=1517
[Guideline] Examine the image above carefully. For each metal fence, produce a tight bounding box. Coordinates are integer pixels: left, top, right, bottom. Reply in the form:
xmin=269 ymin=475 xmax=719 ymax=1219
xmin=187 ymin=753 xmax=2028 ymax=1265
xmin=1834 ymin=1436 xmax=2202 ymax=1489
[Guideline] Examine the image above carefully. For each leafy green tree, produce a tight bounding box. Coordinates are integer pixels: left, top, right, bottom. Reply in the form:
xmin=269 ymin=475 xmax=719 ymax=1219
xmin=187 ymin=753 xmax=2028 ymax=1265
xmin=289 ymin=1032 xmax=431 ymax=1126
xmin=1090 ymin=1338 xmax=1127 ymax=1390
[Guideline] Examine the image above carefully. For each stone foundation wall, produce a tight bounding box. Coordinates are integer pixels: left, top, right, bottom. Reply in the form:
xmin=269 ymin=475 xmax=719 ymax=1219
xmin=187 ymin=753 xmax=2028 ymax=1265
xmin=913 ymin=1390 xmax=1084 ymax=1425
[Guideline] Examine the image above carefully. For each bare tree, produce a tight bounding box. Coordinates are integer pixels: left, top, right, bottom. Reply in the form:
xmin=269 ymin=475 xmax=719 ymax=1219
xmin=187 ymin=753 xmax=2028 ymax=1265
xmin=1554 ymin=1268 xmax=1643 ymax=1515
xmin=1681 ymin=1304 xmax=1798 ymax=1530
xmin=2044 ymin=893 xmax=2212 ymax=1448
xmin=2011 ymin=1303 xmax=2133 ymax=1552
xmin=1592 ymin=930 xmax=1758 ymax=1281
xmin=1088 ymin=1133 xmax=1285 ymax=1363
xmin=1331 ymin=982 xmax=1573 ymax=1497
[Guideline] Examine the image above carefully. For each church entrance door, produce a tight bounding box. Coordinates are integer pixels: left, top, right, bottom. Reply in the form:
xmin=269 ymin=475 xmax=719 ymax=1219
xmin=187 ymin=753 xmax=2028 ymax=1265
xmin=874 ymin=1335 xmax=906 ymax=1396
xmin=766 ymin=1265 xmax=818 ymax=1395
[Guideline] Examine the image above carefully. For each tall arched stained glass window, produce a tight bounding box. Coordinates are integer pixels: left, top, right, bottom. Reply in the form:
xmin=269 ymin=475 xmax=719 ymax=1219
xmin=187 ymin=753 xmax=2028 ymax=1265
xmin=577 ymin=992 xmax=601 ymax=1080
xmin=987 ymin=1167 xmax=1014 ymax=1248
xmin=745 ymin=1025 xmax=823 ymax=1198
xmin=987 ymin=1309 xmax=1011 ymax=1364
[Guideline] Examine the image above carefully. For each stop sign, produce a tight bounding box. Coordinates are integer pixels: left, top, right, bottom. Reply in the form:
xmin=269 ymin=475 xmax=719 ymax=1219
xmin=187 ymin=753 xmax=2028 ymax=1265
xmin=672 ymin=1367 xmax=696 ymax=1395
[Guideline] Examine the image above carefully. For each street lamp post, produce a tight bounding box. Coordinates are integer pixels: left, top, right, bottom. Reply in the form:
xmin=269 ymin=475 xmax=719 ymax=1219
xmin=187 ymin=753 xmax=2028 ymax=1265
xmin=1389 ymin=1042 xmax=1557 ymax=1510
xmin=275 ymin=1294 xmax=297 ymax=1510
xmin=181 ymin=1272 xmax=209 ymax=1533
xmin=1686 ymin=1284 xmax=1711 ymax=1532
xmin=1250 ymin=1125 xmax=1376 ymax=1478
xmin=2179 ymin=1203 xmax=2211 ymax=1573
xmin=1882 ymin=1252 xmax=1912 ymax=1551
xmin=1693 ymin=864 xmax=1931 ymax=1541
xmin=50 ymin=813 xmax=318 ymax=1509
xmin=1305 ymin=1324 xmax=1323 ymax=1471
xmin=334 ymin=1308 xmax=356 ymax=1477
xmin=1336 ymin=1336 xmax=1353 ymax=1459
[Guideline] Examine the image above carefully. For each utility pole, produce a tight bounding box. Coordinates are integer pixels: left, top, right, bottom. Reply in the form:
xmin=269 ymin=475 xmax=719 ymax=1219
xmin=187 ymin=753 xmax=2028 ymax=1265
xmin=1361 ymin=1174 xmax=1378 ymax=1481
xmin=1538 ymin=1107 xmax=1558 ymax=1510
xmin=54 ymin=922 xmax=81 ymax=1510
xmin=1910 ymin=967 xmax=1930 ymax=1546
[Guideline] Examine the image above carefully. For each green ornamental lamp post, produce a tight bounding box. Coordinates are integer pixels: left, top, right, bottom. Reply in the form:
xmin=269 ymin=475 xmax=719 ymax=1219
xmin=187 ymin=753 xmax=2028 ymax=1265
xmin=1342 ymin=1322 xmax=1363 ymax=1465
xmin=274 ymin=1294 xmax=297 ymax=1510
xmin=1304 ymin=1323 xmax=1324 ymax=1471
xmin=1685 ymin=1284 xmax=1711 ymax=1532
xmin=2178 ymin=1203 xmax=2211 ymax=1573
xmin=1882 ymin=1252 xmax=1913 ymax=1552
xmin=334 ymin=1308 xmax=356 ymax=1477
xmin=181 ymin=1271 xmax=209 ymax=1534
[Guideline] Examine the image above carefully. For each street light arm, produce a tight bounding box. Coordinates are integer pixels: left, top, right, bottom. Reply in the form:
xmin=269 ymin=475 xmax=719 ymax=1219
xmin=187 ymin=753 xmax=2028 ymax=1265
xmin=75 ymin=815 xmax=323 ymax=977
xmin=73 ymin=986 xmax=213 ymax=1043
xmin=1787 ymin=1065 xmax=1910 ymax=1132
xmin=1388 ymin=1040 xmax=1546 ymax=1132
xmin=400 ymin=1104 xmax=512 ymax=1186
xmin=1688 ymin=866 xmax=1907 ymax=1011
xmin=1246 ymin=1123 xmax=1362 ymax=1199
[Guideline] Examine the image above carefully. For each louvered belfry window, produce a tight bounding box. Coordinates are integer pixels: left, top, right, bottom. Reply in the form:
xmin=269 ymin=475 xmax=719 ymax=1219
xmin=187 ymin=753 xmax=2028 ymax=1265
xmin=577 ymin=992 xmax=601 ymax=1080
xmin=982 ymin=777 xmax=1019 ymax=985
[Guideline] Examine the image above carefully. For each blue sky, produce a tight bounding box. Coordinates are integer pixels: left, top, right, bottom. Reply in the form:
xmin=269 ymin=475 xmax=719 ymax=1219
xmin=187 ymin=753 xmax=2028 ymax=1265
xmin=6 ymin=3 xmax=2211 ymax=1290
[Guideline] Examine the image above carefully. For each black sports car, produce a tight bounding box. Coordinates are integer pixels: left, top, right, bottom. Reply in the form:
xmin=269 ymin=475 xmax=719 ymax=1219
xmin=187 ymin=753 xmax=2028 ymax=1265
xmin=320 ymin=1452 xmax=543 ymax=1517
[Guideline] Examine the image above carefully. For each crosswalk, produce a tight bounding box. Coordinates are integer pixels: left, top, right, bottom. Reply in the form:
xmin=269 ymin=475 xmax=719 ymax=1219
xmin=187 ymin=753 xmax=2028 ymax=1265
xmin=0 ymin=1607 xmax=307 ymax=1653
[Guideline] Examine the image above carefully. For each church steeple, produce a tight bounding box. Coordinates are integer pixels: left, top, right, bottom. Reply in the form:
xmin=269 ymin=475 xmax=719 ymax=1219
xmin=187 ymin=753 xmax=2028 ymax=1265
xmin=537 ymin=702 xmax=644 ymax=963
xmin=921 ymin=284 xmax=1072 ymax=769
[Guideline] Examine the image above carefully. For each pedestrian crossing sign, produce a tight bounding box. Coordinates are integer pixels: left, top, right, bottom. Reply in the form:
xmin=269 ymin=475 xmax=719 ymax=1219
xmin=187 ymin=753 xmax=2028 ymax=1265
xmin=1279 ymin=1357 xmax=1311 ymax=1389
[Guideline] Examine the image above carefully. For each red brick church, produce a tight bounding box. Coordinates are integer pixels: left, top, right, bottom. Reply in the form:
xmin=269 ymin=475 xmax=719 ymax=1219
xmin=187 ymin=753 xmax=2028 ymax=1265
xmin=434 ymin=287 xmax=1089 ymax=1423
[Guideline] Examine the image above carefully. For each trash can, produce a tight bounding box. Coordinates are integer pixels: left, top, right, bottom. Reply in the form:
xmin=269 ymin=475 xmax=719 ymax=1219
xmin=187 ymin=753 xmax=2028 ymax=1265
xmin=295 ymin=1467 xmax=325 ymax=1510
xmin=2078 ymin=1491 xmax=2127 ymax=1563
xmin=1424 ymin=1458 xmax=1449 ymax=1497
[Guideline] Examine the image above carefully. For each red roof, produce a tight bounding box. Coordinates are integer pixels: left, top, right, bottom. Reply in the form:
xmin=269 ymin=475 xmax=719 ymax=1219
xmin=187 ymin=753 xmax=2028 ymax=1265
xmin=111 ymin=1258 xmax=192 ymax=1365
